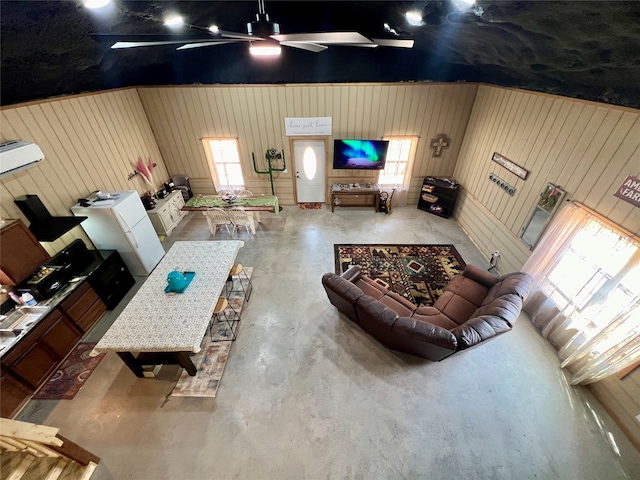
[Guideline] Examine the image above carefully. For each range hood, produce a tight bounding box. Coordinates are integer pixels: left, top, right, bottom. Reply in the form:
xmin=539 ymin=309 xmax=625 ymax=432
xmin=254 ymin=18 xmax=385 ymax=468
xmin=14 ymin=194 xmax=87 ymax=242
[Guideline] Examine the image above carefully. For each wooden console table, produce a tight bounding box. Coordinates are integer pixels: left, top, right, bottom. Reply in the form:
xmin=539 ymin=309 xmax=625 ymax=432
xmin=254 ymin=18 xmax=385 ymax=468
xmin=331 ymin=184 xmax=380 ymax=212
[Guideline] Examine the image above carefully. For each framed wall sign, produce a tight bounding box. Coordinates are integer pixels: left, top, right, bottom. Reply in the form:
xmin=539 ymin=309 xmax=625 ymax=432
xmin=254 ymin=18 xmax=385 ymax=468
xmin=284 ymin=117 xmax=332 ymax=136
xmin=492 ymin=152 xmax=529 ymax=180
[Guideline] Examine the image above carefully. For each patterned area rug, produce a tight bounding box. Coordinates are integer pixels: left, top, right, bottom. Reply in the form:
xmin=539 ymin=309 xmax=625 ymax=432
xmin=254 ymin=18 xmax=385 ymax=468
xmin=299 ymin=202 xmax=323 ymax=210
xmin=334 ymin=244 xmax=466 ymax=307
xmin=33 ymin=342 xmax=106 ymax=400
xmin=171 ymin=267 xmax=252 ymax=398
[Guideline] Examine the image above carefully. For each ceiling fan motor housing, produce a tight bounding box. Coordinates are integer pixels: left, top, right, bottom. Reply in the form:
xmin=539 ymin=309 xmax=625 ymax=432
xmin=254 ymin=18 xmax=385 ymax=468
xmin=247 ymin=13 xmax=280 ymax=38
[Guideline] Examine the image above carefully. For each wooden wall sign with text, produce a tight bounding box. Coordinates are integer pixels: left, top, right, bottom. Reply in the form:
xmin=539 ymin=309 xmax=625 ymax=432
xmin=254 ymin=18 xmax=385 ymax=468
xmin=492 ymin=152 xmax=529 ymax=180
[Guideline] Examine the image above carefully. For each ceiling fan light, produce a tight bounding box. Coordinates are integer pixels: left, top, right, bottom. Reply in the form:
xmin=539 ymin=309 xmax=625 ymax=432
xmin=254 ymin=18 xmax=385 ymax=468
xmin=164 ymin=15 xmax=185 ymax=28
xmin=405 ymin=10 xmax=424 ymax=27
xmin=249 ymin=44 xmax=281 ymax=57
xmin=83 ymin=0 xmax=111 ymax=9
xmin=209 ymin=25 xmax=220 ymax=34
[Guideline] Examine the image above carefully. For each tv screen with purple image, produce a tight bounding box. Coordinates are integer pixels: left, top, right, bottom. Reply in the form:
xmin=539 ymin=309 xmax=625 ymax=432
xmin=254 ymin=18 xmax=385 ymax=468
xmin=333 ymin=139 xmax=389 ymax=170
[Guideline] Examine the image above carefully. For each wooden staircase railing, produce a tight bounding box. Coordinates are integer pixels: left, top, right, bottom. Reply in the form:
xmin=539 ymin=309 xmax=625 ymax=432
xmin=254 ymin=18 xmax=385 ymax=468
xmin=0 ymin=418 xmax=99 ymax=480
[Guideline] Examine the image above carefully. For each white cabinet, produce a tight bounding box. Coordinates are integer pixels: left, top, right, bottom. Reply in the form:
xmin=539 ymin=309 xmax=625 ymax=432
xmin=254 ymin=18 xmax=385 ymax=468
xmin=148 ymin=191 xmax=188 ymax=236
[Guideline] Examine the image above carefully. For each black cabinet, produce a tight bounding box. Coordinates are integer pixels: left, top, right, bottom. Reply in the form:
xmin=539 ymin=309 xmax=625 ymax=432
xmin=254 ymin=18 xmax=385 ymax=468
xmin=417 ymin=176 xmax=460 ymax=219
xmin=86 ymin=251 xmax=135 ymax=310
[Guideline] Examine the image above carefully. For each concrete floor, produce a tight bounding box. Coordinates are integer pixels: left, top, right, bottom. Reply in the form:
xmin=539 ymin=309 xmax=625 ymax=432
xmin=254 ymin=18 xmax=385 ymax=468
xmin=18 ymin=205 xmax=640 ymax=479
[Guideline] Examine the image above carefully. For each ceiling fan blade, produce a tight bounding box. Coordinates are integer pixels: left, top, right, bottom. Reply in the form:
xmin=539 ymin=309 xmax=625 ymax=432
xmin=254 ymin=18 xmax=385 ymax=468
xmin=280 ymin=42 xmax=328 ymax=53
xmin=92 ymin=34 xmax=213 ymax=43
xmin=177 ymin=41 xmax=239 ymax=50
xmin=110 ymin=40 xmax=218 ymax=49
xmin=216 ymin=29 xmax=261 ymax=41
xmin=272 ymin=32 xmax=373 ymax=44
xmin=372 ymin=38 xmax=414 ymax=48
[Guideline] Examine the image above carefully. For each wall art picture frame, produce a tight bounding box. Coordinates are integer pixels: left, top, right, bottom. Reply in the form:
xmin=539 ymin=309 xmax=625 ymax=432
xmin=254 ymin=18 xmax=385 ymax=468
xmin=492 ymin=152 xmax=529 ymax=180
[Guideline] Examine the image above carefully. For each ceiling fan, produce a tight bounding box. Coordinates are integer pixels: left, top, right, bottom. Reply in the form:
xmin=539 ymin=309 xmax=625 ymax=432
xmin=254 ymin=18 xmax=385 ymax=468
xmin=91 ymin=0 xmax=414 ymax=56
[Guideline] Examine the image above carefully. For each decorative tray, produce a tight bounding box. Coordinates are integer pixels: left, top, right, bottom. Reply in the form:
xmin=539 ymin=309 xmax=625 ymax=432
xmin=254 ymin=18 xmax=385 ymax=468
xmin=164 ymin=271 xmax=196 ymax=294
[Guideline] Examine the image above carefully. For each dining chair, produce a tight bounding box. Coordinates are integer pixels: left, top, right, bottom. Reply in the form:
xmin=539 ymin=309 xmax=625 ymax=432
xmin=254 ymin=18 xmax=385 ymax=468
xmin=203 ymin=208 xmax=232 ymax=236
xmin=226 ymin=263 xmax=253 ymax=302
xmin=210 ymin=296 xmax=239 ymax=342
xmin=228 ymin=207 xmax=254 ymax=236
xmin=235 ymin=189 xmax=253 ymax=197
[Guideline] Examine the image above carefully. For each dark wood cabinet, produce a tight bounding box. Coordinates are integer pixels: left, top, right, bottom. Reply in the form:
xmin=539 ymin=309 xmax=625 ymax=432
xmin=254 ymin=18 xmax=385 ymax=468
xmin=0 ymin=282 xmax=105 ymax=417
xmin=417 ymin=176 xmax=460 ymax=219
xmin=60 ymin=282 xmax=106 ymax=333
xmin=0 ymin=219 xmax=50 ymax=285
xmin=0 ymin=367 xmax=34 ymax=418
xmin=40 ymin=309 xmax=83 ymax=358
xmin=3 ymin=307 xmax=82 ymax=389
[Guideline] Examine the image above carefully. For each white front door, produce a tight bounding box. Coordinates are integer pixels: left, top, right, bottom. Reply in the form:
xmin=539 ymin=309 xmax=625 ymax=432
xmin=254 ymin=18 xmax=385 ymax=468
xmin=294 ymin=139 xmax=325 ymax=203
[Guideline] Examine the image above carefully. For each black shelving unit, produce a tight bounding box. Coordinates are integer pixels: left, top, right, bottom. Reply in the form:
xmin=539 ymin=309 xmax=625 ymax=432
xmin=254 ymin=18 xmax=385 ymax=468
xmin=417 ymin=176 xmax=460 ymax=219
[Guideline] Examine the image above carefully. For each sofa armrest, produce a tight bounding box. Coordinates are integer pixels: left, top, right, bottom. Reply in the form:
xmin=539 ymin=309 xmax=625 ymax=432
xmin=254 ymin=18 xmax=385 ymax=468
xmin=462 ymin=265 xmax=499 ymax=288
xmin=341 ymin=265 xmax=363 ymax=283
xmin=450 ymin=315 xmax=512 ymax=350
xmin=393 ymin=317 xmax=458 ymax=351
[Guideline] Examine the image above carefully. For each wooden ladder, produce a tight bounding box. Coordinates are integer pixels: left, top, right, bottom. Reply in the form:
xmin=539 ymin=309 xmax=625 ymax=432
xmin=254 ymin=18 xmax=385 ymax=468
xmin=0 ymin=418 xmax=99 ymax=480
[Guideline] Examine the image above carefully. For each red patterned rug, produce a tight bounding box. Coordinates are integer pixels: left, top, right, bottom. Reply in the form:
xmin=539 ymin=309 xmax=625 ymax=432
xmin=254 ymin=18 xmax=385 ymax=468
xmin=334 ymin=244 xmax=466 ymax=307
xmin=33 ymin=342 xmax=105 ymax=400
xmin=299 ymin=202 xmax=323 ymax=210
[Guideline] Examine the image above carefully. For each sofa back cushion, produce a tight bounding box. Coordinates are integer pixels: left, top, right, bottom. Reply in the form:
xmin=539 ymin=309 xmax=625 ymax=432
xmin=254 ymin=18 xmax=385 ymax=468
xmin=482 ymin=273 xmax=532 ymax=306
xmin=356 ymin=294 xmax=399 ymax=336
xmin=322 ymin=273 xmax=364 ymax=322
xmin=472 ymin=293 xmax=523 ymax=327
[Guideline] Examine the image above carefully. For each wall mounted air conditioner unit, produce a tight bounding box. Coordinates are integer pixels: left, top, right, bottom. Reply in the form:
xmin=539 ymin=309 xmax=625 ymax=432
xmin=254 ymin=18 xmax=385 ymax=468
xmin=0 ymin=140 xmax=45 ymax=178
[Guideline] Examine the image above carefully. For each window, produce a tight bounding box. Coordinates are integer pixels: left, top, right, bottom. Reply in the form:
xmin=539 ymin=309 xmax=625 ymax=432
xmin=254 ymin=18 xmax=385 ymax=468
xmin=203 ymin=138 xmax=245 ymax=191
xmin=543 ymin=218 xmax=640 ymax=339
xmin=378 ymin=137 xmax=416 ymax=187
xmin=523 ymin=201 xmax=640 ymax=384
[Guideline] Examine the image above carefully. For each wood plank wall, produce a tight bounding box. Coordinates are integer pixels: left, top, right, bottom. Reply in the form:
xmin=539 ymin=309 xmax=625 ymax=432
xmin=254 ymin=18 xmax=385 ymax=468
xmin=136 ymin=83 xmax=478 ymax=205
xmin=1 ymin=82 xmax=637 ymax=448
xmin=0 ymin=89 xmax=169 ymax=255
xmin=452 ymin=84 xmax=640 ymax=450
xmin=453 ymin=85 xmax=640 ymax=274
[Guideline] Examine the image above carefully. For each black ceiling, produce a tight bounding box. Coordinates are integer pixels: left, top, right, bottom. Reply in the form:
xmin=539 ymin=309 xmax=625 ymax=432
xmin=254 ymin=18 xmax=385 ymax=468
xmin=2 ymin=1 xmax=640 ymax=108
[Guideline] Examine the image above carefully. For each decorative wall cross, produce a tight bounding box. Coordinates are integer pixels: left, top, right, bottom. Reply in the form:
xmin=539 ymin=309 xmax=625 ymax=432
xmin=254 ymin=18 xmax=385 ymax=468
xmin=430 ymin=134 xmax=450 ymax=157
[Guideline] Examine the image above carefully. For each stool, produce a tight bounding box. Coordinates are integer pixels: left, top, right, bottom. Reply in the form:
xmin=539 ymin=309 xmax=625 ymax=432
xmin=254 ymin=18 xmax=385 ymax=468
xmin=226 ymin=263 xmax=253 ymax=302
xmin=210 ymin=296 xmax=239 ymax=342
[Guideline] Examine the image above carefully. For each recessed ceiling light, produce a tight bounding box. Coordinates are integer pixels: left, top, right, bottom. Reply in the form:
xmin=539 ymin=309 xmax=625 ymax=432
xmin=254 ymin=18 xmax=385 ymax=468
xmin=405 ymin=10 xmax=424 ymax=27
xmin=164 ymin=15 xmax=185 ymax=28
xmin=83 ymin=0 xmax=111 ymax=9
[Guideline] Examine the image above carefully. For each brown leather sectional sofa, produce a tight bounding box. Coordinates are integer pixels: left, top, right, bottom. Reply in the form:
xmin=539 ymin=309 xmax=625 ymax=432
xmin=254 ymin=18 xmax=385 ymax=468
xmin=322 ymin=264 xmax=532 ymax=361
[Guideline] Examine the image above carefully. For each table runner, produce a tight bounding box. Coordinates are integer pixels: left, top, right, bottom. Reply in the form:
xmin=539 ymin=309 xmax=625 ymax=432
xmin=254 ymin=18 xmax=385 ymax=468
xmin=185 ymin=195 xmax=279 ymax=214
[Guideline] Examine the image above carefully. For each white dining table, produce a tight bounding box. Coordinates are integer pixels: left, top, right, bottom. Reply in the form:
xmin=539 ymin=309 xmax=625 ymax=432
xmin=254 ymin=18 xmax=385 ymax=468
xmin=95 ymin=240 xmax=244 ymax=377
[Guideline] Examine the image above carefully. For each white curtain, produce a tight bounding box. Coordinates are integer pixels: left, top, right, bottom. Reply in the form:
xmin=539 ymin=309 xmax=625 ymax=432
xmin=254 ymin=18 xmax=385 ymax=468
xmin=522 ymin=201 xmax=640 ymax=385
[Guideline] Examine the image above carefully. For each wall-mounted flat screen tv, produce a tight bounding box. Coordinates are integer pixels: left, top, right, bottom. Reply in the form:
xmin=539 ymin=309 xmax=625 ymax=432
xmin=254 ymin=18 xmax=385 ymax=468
xmin=333 ymin=139 xmax=389 ymax=170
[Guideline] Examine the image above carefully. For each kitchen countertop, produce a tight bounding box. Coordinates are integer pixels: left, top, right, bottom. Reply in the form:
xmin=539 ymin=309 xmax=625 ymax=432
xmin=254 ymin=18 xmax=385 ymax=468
xmin=0 ymin=249 xmax=116 ymax=358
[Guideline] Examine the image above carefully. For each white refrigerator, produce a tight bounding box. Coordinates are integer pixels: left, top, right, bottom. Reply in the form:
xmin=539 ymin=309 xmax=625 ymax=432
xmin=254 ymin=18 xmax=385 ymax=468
xmin=71 ymin=191 xmax=165 ymax=276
